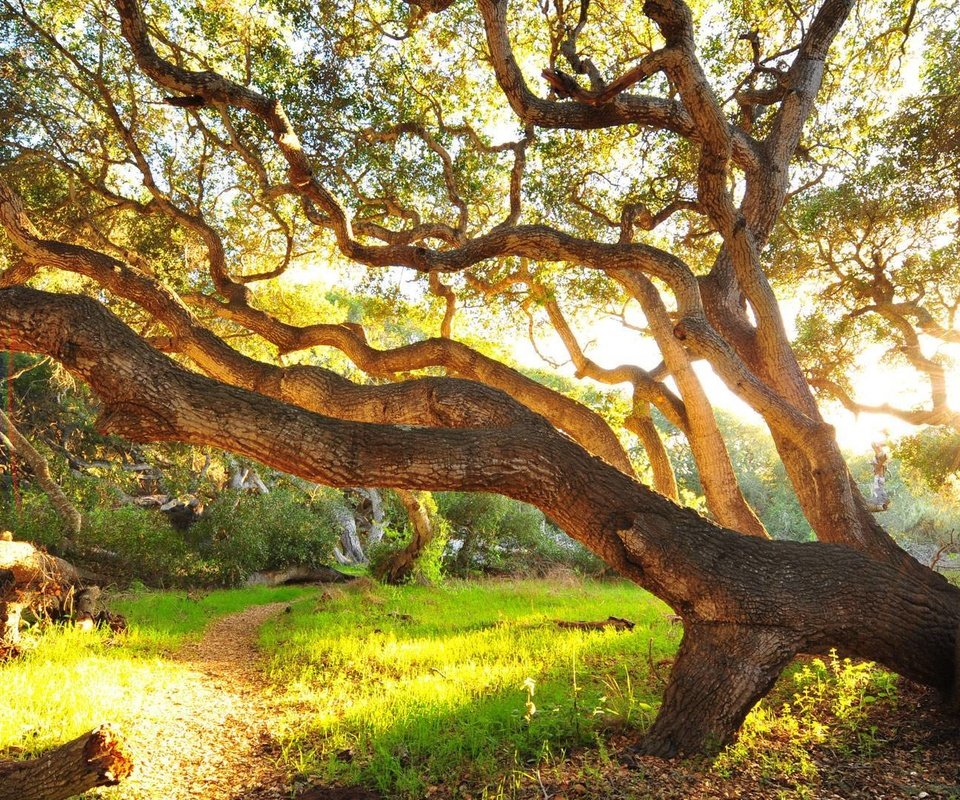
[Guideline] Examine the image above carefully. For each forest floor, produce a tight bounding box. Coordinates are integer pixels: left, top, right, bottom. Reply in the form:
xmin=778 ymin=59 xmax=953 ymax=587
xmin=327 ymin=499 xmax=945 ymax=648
xmin=104 ymin=601 xmax=291 ymax=800
xmin=2 ymin=581 xmax=959 ymax=799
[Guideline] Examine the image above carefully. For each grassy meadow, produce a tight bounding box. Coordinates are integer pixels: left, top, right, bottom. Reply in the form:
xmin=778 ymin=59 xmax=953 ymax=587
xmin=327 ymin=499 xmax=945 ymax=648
xmin=261 ymin=578 xmax=675 ymax=797
xmin=0 ymin=577 xmax=908 ymax=799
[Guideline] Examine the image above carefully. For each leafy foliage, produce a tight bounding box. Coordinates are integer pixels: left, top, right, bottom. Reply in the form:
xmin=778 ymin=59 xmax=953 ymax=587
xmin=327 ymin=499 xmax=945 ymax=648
xmin=189 ymin=488 xmax=341 ymax=586
xmin=437 ymin=492 xmax=604 ymax=577
xmin=714 ymin=651 xmax=898 ymax=785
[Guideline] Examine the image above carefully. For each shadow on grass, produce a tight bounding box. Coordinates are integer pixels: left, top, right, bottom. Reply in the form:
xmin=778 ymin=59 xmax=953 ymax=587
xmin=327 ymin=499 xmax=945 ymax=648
xmin=263 ymin=580 xmax=681 ymax=799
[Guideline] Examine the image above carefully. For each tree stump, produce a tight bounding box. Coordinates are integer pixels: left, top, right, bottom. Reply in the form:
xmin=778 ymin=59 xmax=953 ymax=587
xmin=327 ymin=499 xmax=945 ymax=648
xmin=0 ymin=726 xmax=132 ymax=800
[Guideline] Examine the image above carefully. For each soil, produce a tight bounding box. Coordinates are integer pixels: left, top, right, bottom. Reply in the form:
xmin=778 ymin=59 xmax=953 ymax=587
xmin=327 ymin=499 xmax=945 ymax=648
xmin=100 ymin=603 xmax=290 ymax=800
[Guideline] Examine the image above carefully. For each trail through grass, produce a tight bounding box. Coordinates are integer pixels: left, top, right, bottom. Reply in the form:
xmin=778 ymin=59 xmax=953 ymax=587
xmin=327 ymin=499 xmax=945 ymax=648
xmin=0 ymin=584 xmax=311 ymax=759
xmin=0 ymin=577 xmax=904 ymax=800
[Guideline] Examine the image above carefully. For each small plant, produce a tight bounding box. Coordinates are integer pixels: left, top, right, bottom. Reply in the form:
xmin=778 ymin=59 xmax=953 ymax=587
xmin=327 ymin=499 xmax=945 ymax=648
xmin=713 ymin=650 xmax=897 ymax=784
xmin=521 ymin=676 xmax=537 ymax=722
xmin=591 ymin=667 xmax=656 ymax=730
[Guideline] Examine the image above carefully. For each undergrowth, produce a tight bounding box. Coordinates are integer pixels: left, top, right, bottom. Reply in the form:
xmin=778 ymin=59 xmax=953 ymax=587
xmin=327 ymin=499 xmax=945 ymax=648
xmin=713 ymin=651 xmax=898 ymax=788
xmin=0 ymin=579 xmax=904 ymax=800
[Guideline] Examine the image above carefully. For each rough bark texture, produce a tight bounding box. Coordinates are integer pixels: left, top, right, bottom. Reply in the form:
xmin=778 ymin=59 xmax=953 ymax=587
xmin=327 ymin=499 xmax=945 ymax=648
xmin=0 ymin=726 xmax=132 ymax=800
xmin=641 ymin=623 xmax=800 ymax=756
xmin=2 ymin=287 xmax=958 ymax=755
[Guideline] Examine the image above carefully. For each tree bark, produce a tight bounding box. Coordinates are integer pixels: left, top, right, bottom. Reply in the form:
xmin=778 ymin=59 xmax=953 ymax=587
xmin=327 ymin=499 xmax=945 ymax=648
xmin=614 ymin=270 xmax=768 ymax=538
xmin=640 ymin=623 xmax=800 ymax=756
xmin=624 ymin=409 xmax=678 ymax=501
xmin=2 ymin=287 xmax=958 ymax=756
xmin=0 ymin=726 xmax=133 ymax=800
xmin=332 ymin=504 xmax=367 ymax=565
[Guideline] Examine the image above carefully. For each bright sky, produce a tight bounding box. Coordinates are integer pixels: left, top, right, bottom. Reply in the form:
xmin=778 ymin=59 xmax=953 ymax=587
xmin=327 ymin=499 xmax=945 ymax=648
xmin=510 ymin=304 xmax=959 ymax=456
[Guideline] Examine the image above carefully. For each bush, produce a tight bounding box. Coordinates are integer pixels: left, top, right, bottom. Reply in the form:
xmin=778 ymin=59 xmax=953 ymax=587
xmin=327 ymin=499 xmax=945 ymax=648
xmin=436 ymin=492 xmax=604 ymax=577
xmin=189 ymin=488 xmax=340 ymax=586
xmin=0 ymin=488 xmax=63 ymax=548
xmin=82 ymin=505 xmax=193 ymax=586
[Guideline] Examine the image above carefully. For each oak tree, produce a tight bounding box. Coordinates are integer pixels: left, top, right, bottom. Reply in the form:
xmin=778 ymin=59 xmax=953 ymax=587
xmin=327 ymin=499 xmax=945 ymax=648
xmin=1 ymin=0 xmax=959 ymax=756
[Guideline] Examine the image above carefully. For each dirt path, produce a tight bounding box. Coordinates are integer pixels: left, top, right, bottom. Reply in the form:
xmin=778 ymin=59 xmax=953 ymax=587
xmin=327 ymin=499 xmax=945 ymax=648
xmin=109 ymin=603 xmax=290 ymax=800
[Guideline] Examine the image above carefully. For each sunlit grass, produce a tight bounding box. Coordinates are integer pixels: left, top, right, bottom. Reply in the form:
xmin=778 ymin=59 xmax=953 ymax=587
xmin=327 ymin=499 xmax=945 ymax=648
xmin=113 ymin=584 xmax=315 ymax=654
xmin=260 ymin=578 xmax=677 ymax=797
xmin=0 ymin=626 xmax=191 ymax=758
xmin=0 ymin=584 xmax=313 ymax=759
xmin=0 ymin=578 xmax=903 ymax=799
xmin=714 ymin=651 xmax=899 ymax=787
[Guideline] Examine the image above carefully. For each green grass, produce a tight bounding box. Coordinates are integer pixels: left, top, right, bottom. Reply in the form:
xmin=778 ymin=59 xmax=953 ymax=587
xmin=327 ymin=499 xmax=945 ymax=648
xmin=0 ymin=577 xmax=901 ymax=800
xmin=714 ymin=651 xmax=898 ymax=785
xmin=113 ymin=584 xmax=316 ymax=654
xmin=0 ymin=584 xmax=313 ymax=758
xmin=260 ymin=578 xmax=677 ymax=797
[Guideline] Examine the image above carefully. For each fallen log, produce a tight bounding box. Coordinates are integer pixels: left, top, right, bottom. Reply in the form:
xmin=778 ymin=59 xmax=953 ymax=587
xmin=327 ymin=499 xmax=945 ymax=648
xmin=0 ymin=540 xmax=100 ymax=646
xmin=555 ymin=616 xmax=635 ymax=631
xmin=244 ymin=564 xmax=354 ymax=587
xmin=0 ymin=540 xmax=80 ymax=590
xmin=0 ymin=725 xmax=132 ymax=800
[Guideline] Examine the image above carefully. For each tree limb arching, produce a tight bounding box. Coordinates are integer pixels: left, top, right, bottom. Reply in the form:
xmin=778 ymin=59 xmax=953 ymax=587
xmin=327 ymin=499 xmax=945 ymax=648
xmin=2 ymin=286 xmax=958 ymax=758
xmin=0 ymin=409 xmax=82 ymax=539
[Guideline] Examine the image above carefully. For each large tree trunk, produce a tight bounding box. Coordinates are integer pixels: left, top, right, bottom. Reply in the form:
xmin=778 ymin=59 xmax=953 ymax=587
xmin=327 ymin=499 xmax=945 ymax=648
xmin=0 ymin=726 xmax=133 ymax=800
xmin=0 ymin=409 xmax=81 ymax=537
xmin=2 ymin=287 xmax=958 ymax=757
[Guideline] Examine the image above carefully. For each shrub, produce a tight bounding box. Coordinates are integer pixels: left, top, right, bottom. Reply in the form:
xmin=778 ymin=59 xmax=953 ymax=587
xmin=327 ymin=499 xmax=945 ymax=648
xmin=437 ymin=492 xmax=604 ymax=577
xmin=190 ymin=488 xmax=340 ymax=586
xmin=0 ymin=488 xmax=63 ymax=548
xmin=82 ymin=505 xmax=193 ymax=586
